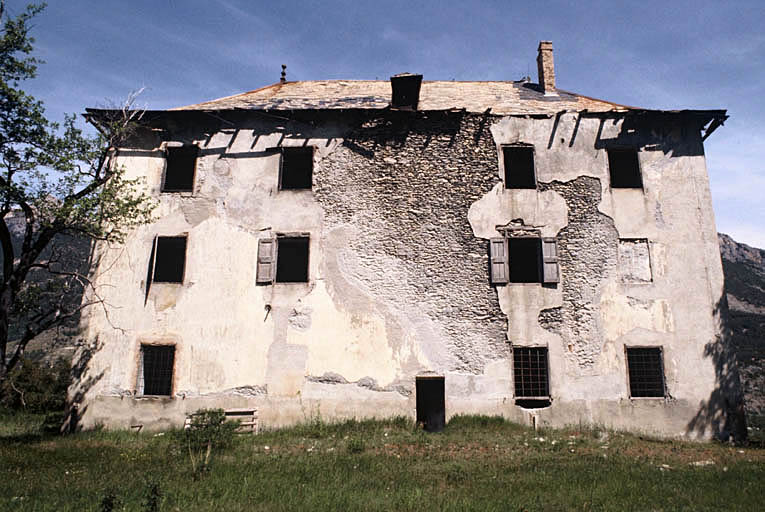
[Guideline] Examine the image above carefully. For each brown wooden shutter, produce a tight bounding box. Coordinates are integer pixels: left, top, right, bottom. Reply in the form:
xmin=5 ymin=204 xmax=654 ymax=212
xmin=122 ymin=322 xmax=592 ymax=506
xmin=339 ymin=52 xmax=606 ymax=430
xmin=256 ymin=237 xmax=276 ymax=284
xmin=144 ymin=235 xmax=158 ymax=305
xmin=490 ymin=238 xmax=509 ymax=285
xmin=542 ymin=238 xmax=559 ymax=284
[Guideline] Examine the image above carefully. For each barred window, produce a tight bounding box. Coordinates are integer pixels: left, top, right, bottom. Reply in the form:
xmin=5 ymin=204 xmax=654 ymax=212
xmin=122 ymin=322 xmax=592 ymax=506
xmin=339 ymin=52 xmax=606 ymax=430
xmin=140 ymin=345 xmax=175 ymax=396
xmin=513 ymin=347 xmax=549 ymax=398
xmin=626 ymin=347 xmax=665 ymax=398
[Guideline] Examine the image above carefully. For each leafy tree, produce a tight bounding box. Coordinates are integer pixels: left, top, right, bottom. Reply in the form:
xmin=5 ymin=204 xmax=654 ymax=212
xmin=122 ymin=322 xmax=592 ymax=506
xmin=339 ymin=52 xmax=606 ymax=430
xmin=0 ymin=2 xmax=155 ymax=382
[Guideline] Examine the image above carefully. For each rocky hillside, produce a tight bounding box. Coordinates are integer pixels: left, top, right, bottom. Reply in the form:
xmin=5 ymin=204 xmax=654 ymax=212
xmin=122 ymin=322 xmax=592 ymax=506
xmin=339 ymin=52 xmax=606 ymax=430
xmin=718 ymin=233 xmax=765 ymax=417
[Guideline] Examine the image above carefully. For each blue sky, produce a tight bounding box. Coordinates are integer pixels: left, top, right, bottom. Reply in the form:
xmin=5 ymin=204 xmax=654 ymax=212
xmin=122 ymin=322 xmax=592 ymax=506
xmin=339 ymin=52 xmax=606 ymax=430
xmin=7 ymin=0 xmax=765 ymax=247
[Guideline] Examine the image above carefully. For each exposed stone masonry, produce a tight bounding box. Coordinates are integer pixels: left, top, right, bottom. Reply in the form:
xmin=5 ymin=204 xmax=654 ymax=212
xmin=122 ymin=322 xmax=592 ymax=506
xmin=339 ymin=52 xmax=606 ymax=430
xmin=538 ymin=177 xmax=619 ymax=369
xmin=315 ymin=112 xmax=509 ymax=373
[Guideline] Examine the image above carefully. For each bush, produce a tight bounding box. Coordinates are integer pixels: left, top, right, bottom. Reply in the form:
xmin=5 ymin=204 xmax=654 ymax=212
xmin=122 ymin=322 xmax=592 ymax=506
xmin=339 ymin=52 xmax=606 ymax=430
xmin=0 ymin=357 xmax=70 ymax=413
xmin=171 ymin=409 xmax=238 ymax=478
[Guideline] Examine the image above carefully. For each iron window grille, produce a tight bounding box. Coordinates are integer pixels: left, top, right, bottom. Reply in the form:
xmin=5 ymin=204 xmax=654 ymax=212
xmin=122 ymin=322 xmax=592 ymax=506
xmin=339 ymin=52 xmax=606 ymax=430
xmin=513 ymin=347 xmax=550 ymax=398
xmin=626 ymin=347 xmax=666 ymax=398
xmin=140 ymin=345 xmax=175 ymax=396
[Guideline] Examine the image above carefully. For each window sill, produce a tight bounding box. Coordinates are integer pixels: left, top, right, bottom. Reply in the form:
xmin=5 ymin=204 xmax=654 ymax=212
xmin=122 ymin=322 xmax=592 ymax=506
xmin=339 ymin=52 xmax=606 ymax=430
xmin=160 ymin=191 xmax=195 ymax=196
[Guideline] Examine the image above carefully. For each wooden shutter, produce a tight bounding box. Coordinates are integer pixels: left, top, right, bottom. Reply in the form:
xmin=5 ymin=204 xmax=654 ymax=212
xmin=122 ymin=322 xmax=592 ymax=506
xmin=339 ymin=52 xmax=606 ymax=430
xmin=144 ymin=235 xmax=158 ymax=305
xmin=542 ymin=238 xmax=559 ymax=284
xmin=256 ymin=237 xmax=277 ymax=284
xmin=489 ymin=238 xmax=509 ymax=285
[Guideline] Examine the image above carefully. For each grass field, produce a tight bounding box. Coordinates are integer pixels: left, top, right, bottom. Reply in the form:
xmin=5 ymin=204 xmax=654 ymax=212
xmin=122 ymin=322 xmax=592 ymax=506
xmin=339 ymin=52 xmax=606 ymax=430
xmin=1 ymin=413 xmax=764 ymax=511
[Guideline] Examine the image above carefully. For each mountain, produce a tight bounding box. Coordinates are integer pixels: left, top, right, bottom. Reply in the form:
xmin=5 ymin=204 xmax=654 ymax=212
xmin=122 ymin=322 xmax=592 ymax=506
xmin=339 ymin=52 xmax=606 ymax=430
xmin=718 ymin=233 xmax=765 ymax=417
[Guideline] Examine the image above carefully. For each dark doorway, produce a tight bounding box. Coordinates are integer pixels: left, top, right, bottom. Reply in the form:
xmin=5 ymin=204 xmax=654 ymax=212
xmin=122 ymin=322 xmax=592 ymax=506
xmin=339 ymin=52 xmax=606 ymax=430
xmin=416 ymin=376 xmax=445 ymax=432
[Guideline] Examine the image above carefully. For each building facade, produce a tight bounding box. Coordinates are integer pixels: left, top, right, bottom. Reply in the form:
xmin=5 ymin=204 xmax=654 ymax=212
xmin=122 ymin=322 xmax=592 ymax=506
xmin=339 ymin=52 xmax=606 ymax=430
xmin=73 ymin=42 xmax=740 ymax=438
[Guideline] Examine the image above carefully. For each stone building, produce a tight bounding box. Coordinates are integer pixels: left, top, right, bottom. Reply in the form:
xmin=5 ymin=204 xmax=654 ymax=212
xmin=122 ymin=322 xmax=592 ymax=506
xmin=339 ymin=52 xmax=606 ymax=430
xmin=74 ymin=42 xmax=740 ymax=438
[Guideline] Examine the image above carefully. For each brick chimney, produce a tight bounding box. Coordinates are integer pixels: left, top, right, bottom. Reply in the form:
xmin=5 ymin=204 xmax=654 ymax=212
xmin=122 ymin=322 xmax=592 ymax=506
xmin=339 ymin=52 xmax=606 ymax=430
xmin=536 ymin=41 xmax=556 ymax=95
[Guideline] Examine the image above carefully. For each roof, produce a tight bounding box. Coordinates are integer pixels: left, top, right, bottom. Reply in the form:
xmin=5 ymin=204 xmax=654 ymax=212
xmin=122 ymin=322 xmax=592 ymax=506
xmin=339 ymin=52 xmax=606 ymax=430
xmin=84 ymin=79 xmax=727 ymax=139
xmin=169 ymin=79 xmax=634 ymax=115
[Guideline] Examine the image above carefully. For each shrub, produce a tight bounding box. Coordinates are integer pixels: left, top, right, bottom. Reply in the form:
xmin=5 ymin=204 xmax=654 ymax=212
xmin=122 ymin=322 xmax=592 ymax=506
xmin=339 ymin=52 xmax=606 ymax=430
xmin=171 ymin=408 xmax=238 ymax=478
xmin=0 ymin=357 xmax=70 ymax=413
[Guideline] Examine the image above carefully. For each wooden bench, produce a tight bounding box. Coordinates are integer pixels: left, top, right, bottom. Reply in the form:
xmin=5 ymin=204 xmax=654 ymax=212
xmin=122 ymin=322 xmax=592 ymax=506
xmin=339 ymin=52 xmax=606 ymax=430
xmin=184 ymin=408 xmax=258 ymax=434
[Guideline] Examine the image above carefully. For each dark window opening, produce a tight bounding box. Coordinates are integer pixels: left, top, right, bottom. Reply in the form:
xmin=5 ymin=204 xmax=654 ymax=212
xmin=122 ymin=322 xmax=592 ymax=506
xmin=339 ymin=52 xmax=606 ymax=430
xmin=141 ymin=345 xmax=175 ymax=396
xmin=608 ymin=148 xmax=642 ymax=188
xmin=509 ymin=238 xmax=542 ymax=283
xmin=280 ymin=147 xmax=313 ymax=190
xmin=416 ymin=376 xmax=445 ymax=432
xmin=515 ymin=399 xmax=551 ymax=409
xmin=514 ymin=347 xmax=549 ymax=400
xmin=153 ymin=236 xmax=187 ymax=283
xmin=163 ymin=146 xmax=197 ymax=192
xmin=275 ymin=237 xmax=309 ymax=282
xmin=626 ymin=347 xmax=665 ymax=397
xmin=503 ymin=146 xmax=536 ymax=189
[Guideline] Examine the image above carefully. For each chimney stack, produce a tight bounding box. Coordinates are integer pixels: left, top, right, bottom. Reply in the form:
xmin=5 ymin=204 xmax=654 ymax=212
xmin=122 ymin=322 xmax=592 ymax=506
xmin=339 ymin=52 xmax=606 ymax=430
xmin=390 ymin=73 xmax=423 ymax=110
xmin=536 ymin=41 xmax=556 ymax=95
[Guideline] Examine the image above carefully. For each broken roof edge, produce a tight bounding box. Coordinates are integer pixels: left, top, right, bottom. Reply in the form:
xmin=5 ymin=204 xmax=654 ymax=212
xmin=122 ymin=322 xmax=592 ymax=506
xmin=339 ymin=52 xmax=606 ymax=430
xmin=84 ymin=105 xmax=727 ymax=141
xmin=84 ymin=106 xmax=727 ymax=120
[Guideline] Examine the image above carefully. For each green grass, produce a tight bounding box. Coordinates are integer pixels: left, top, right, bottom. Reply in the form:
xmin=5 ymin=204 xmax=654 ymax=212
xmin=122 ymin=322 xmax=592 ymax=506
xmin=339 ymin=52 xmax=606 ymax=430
xmin=1 ymin=413 xmax=764 ymax=511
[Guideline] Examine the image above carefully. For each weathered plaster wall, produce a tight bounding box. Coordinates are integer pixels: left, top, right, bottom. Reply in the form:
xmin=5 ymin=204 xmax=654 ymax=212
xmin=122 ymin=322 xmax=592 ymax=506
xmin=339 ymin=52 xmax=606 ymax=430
xmin=73 ymin=110 xmax=733 ymax=438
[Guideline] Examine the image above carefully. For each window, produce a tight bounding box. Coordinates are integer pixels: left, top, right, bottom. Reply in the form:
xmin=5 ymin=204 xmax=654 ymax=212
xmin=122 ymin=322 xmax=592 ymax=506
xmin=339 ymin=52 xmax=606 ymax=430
xmin=618 ymin=239 xmax=652 ymax=283
xmin=139 ymin=345 xmax=175 ymax=396
xmin=279 ymin=147 xmax=313 ymax=190
xmin=152 ymin=235 xmax=187 ymax=283
xmin=490 ymin=237 xmax=558 ymax=285
xmin=256 ymin=235 xmax=310 ymax=284
xmin=503 ymin=145 xmax=536 ymax=189
xmin=509 ymin=238 xmax=541 ymax=283
xmin=415 ymin=376 xmax=445 ymax=432
xmin=626 ymin=347 xmax=665 ymax=398
xmin=607 ymin=148 xmax=642 ymax=188
xmin=513 ymin=347 xmax=550 ymax=404
xmin=162 ymin=145 xmax=198 ymax=192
